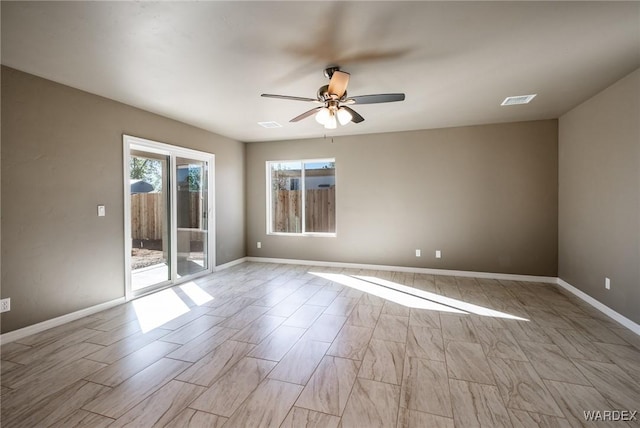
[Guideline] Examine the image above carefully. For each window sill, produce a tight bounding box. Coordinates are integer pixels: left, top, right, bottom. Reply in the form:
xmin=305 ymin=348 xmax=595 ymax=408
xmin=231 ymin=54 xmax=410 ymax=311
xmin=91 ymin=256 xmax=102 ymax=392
xmin=267 ymin=232 xmax=336 ymax=238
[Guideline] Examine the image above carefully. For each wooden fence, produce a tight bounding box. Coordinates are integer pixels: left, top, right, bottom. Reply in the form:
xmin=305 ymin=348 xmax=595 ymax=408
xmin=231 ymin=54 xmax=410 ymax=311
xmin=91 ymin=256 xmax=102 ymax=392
xmin=131 ymin=192 xmax=201 ymax=240
xmin=274 ymin=188 xmax=335 ymax=233
xmin=131 ymin=193 xmax=162 ymax=240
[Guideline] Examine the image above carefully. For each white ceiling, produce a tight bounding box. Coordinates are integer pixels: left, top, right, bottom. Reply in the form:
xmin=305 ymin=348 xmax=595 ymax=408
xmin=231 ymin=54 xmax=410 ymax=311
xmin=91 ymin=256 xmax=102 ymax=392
xmin=2 ymin=1 xmax=639 ymax=142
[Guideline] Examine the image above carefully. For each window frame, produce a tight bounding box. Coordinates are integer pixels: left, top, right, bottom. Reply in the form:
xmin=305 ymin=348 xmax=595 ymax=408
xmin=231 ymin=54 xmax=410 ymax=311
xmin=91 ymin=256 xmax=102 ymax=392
xmin=266 ymin=158 xmax=337 ymax=237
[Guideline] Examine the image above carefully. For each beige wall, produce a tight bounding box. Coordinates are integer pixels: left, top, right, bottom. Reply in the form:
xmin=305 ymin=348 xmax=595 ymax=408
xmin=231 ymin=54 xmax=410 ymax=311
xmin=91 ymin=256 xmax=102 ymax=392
xmin=559 ymin=68 xmax=640 ymax=324
xmin=1 ymin=67 xmax=246 ymax=333
xmin=246 ymin=120 xmax=558 ymax=276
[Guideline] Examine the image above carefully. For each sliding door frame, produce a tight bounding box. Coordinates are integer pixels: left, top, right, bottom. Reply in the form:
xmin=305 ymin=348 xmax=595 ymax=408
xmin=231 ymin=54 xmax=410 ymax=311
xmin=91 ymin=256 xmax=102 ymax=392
xmin=123 ymin=134 xmax=215 ymax=301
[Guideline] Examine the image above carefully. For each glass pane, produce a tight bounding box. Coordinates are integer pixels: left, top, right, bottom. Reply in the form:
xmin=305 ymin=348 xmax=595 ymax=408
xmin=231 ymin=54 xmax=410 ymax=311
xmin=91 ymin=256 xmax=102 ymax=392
xmin=304 ymin=161 xmax=336 ymax=233
xmin=130 ymin=152 xmax=170 ymax=290
xmin=270 ymin=161 xmax=302 ymax=233
xmin=176 ymin=157 xmax=208 ymax=277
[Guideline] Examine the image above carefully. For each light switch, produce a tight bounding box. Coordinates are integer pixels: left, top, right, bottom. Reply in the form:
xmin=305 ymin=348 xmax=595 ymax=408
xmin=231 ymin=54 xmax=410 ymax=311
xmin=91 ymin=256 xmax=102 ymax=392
xmin=97 ymin=205 xmax=106 ymax=217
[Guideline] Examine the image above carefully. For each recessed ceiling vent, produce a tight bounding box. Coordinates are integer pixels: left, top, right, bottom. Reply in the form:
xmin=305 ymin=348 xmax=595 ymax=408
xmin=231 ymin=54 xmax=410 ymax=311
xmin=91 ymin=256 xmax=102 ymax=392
xmin=501 ymin=94 xmax=537 ymax=106
xmin=257 ymin=121 xmax=282 ymax=128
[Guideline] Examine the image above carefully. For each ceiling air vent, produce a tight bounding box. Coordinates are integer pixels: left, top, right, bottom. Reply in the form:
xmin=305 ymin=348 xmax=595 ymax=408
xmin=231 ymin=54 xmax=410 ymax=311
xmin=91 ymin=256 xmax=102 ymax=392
xmin=258 ymin=121 xmax=282 ymax=128
xmin=501 ymin=94 xmax=537 ymax=106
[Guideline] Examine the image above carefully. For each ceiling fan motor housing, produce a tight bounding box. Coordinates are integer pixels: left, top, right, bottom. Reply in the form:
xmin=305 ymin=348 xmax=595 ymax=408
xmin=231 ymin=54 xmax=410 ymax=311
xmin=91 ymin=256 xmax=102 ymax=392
xmin=317 ymin=85 xmax=347 ymax=102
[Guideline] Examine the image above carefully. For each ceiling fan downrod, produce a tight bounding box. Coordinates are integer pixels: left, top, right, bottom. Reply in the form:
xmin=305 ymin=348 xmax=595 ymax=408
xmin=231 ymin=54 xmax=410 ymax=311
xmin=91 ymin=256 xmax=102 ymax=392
xmin=323 ymin=66 xmax=341 ymax=79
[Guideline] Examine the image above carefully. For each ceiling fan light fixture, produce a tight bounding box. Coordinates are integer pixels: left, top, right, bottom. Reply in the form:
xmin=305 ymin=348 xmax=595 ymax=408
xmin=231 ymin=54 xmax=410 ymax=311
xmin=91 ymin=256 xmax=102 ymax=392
xmin=324 ymin=114 xmax=337 ymax=129
xmin=315 ymin=107 xmax=330 ymax=125
xmin=337 ymin=107 xmax=352 ymax=125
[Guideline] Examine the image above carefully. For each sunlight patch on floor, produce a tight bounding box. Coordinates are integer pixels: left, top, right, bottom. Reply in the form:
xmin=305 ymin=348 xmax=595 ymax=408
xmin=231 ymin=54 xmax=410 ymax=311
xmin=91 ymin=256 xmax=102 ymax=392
xmin=311 ymin=272 xmax=528 ymax=321
xmin=311 ymin=272 xmax=464 ymax=313
xmin=180 ymin=281 xmax=214 ymax=306
xmin=132 ymin=288 xmax=190 ymax=333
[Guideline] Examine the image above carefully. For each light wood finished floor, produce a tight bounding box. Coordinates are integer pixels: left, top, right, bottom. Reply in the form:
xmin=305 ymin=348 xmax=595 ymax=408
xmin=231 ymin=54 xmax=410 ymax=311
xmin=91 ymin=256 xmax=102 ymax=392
xmin=2 ymin=262 xmax=640 ymax=427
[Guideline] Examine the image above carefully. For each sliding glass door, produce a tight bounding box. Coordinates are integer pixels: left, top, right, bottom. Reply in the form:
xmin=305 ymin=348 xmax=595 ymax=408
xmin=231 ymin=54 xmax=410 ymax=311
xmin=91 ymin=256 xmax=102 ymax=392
xmin=129 ymin=150 xmax=171 ymax=291
xmin=124 ymin=136 xmax=214 ymax=299
xmin=176 ymin=157 xmax=209 ymax=277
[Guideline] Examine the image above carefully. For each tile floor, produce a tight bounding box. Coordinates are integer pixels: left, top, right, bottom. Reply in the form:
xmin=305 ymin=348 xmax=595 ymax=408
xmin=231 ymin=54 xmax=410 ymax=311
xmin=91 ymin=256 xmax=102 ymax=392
xmin=1 ymin=262 xmax=639 ymax=427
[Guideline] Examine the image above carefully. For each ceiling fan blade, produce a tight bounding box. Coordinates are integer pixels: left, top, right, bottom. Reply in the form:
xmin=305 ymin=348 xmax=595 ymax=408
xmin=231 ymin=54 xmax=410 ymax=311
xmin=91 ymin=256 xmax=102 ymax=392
xmin=261 ymin=94 xmax=319 ymax=102
xmin=342 ymin=106 xmax=364 ymax=123
xmin=290 ymin=107 xmax=322 ymax=122
xmin=327 ymin=71 xmax=350 ymax=98
xmin=347 ymin=93 xmax=405 ymax=104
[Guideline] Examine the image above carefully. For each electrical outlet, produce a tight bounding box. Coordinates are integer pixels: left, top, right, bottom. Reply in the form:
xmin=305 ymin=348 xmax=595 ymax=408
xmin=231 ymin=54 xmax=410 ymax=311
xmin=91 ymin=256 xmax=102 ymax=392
xmin=0 ymin=298 xmax=10 ymax=313
xmin=415 ymin=249 xmax=421 ymax=257
xmin=435 ymin=250 xmax=442 ymax=259
xmin=257 ymin=242 xmax=262 ymax=249
xmin=605 ymin=277 xmax=611 ymax=290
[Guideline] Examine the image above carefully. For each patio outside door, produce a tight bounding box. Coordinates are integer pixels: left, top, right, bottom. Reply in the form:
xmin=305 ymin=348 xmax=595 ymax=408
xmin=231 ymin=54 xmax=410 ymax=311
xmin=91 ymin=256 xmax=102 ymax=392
xmin=124 ymin=135 xmax=214 ymax=299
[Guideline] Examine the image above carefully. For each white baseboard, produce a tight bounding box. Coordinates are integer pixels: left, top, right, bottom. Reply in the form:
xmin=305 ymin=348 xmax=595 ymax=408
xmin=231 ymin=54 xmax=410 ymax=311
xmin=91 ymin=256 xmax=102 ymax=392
xmin=216 ymin=257 xmax=248 ymax=271
xmin=245 ymin=256 xmax=557 ymax=284
xmin=0 ymin=297 xmax=126 ymax=345
xmin=556 ymin=278 xmax=640 ymax=336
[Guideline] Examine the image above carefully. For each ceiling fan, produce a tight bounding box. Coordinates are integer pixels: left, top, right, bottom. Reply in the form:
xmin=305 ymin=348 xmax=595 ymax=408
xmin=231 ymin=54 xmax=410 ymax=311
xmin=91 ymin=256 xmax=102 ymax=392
xmin=261 ymin=67 xmax=405 ymax=129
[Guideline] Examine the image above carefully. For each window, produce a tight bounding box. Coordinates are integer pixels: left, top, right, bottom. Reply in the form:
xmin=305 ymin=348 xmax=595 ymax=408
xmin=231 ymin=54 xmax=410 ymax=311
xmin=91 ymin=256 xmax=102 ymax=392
xmin=267 ymin=159 xmax=336 ymax=235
